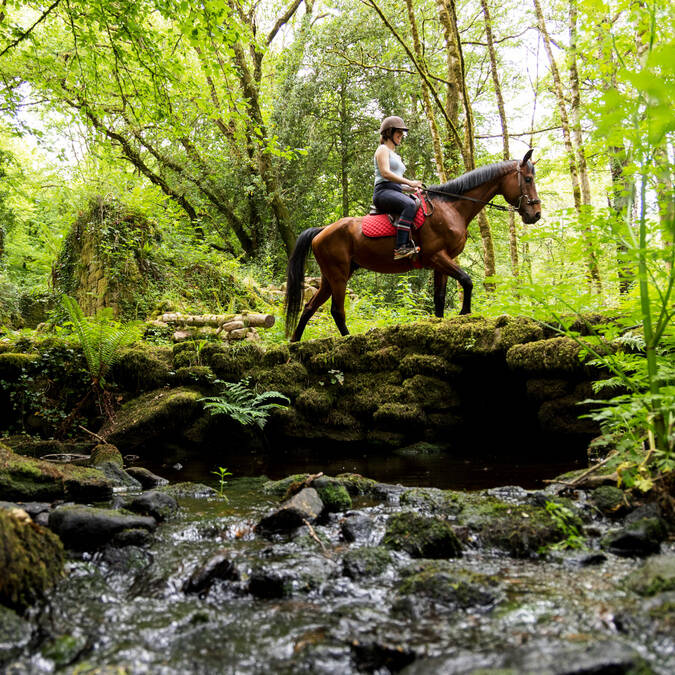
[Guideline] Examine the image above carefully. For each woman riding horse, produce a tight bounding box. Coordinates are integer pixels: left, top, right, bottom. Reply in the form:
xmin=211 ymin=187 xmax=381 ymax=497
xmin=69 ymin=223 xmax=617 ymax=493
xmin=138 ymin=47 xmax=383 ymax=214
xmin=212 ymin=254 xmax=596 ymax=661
xmin=373 ymin=116 xmax=424 ymax=260
xmin=285 ymin=149 xmax=541 ymax=342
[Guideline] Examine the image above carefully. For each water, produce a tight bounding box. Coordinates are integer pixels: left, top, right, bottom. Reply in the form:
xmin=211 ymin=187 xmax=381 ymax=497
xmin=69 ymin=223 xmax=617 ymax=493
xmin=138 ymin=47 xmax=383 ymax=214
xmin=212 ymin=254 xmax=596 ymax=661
xmin=8 ymin=477 xmax=673 ymax=674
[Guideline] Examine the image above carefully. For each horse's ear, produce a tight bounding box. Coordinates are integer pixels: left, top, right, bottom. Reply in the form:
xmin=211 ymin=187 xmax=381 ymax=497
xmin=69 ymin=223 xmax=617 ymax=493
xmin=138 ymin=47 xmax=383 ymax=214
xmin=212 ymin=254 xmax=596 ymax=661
xmin=521 ymin=149 xmax=534 ymax=166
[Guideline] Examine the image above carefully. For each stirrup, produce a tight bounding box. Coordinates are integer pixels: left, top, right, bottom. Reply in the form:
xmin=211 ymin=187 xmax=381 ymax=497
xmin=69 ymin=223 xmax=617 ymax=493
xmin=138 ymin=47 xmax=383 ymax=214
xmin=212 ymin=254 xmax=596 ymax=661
xmin=394 ymin=245 xmax=417 ymax=261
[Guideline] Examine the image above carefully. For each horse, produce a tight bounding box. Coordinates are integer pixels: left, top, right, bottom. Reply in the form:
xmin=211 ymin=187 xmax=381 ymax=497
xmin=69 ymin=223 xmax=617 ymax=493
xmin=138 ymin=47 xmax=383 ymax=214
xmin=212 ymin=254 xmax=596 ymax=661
xmin=285 ymin=149 xmax=541 ymax=342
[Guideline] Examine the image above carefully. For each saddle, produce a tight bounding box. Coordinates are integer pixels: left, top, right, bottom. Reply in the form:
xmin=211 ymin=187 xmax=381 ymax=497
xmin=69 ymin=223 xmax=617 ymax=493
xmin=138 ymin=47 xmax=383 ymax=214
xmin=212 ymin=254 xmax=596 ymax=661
xmin=362 ymin=195 xmax=429 ymax=239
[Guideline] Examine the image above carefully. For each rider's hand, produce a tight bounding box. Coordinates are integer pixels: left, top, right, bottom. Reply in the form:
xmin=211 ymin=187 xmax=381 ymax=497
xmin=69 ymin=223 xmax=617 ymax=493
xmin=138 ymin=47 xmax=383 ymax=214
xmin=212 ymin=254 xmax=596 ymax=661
xmin=408 ymin=180 xmax=424 ymax=190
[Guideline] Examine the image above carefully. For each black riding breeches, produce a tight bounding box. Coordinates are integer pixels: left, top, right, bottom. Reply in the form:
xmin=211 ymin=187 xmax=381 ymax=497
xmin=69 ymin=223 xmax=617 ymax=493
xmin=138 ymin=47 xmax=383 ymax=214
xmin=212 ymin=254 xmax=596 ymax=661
xmin=373 ymin=182 xmax=417 ymax=230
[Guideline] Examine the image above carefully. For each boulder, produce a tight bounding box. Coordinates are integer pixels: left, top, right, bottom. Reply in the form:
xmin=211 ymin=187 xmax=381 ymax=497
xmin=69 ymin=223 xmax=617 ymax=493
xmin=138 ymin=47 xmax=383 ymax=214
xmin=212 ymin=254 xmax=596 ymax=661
xmin=601 ymin=517 xmax=666 ymax=557
xmin=381 ymin=512 xmax=462 ymax=559
xmin=342 ymin=546 xmax=391 ymax=579
xmin=125 ymin=491 xmax=178 ymax=521
xmin=124 ymin=466 xmax=169 ymax=489
xmin=624 ymin=554 xmax=675 ymax=596
xmin=48 ymin=505 xmax=156 ymax=550
xmin=340 ymin=513 xmax=374 ymax=543
xmin=0 ymin=508 xmax=64 ymax=610
xmin=89 ymin=443 xmax=124 ymax=468
xmin=183 ymin=550 xmax=239 ymax=594
xmin=0 ymin=442 xmax=113 ymax=502
xmin=255 ymin=487 xmax=324 ymax=533
xmin=0 ymin=604 xmax=32 ymax=661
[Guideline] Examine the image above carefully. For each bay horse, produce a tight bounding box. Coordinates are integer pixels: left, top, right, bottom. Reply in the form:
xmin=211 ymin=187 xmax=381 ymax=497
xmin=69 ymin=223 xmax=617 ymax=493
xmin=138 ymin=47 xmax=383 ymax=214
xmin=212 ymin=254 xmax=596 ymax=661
xmin=285 ymin=150 xmax=541 ymax=342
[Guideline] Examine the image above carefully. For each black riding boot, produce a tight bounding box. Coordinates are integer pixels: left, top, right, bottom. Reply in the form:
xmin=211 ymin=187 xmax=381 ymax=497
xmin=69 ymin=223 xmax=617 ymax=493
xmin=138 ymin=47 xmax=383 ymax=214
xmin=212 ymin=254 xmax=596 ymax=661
xmin=394 ymin=224 xmax=415 ymax=260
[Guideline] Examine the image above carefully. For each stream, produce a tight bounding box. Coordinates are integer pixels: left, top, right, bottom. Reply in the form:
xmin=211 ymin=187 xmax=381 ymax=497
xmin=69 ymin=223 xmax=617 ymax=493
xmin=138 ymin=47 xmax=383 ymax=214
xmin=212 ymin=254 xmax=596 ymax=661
xmin=6 ymin=464 xmax=675 ymax=674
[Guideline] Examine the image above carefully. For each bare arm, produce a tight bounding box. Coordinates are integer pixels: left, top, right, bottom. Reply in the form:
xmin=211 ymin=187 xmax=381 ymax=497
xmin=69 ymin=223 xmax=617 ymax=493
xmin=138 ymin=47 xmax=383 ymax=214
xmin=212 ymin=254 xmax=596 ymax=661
xmin=375 ymin=146 xmax=423 ymax=189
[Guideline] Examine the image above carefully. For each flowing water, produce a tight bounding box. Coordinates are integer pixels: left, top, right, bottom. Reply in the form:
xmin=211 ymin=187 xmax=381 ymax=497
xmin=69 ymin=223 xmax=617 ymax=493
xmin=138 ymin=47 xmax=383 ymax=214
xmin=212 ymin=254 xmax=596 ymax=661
xmin=7 ymin=469 xmax=675 ymax=673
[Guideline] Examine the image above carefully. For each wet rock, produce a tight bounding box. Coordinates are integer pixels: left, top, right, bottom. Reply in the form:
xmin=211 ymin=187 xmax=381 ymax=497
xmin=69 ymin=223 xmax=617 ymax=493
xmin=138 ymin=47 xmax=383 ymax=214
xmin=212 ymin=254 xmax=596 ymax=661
xmin=562 ymin=551 xmax=608 ymax=567
xmin=601 ymin=516 xmax=666 ymax=557
xmin=0 ymin=508 xmax=64 ymax=610
xmin=48 ymin=505 xmax=156 ymax=550
xmin=156 ymin=481 xmax=217 ymax=500
xmin=382 ymin=512 xmax=462 ymax=559
xmin=501 ymin=638 xmax=650 ymax=674
xmin=400 ymin=487 xmax=463 ymax=514
xmin=125 ymin=466 xmax=169 ymax=489
xmin=0 ymin=604 xmax=32 ymax=662
xmin=95 ymin=462 xmax=143 ymax=492
xmin=342 ymin=546 xmax=391 ymax=579
xmin=255 ymin=487 xmax=324 ymax=534
xmin=248 ymin=569 xmax=289 ymax=599
xmin=101 ymin=544 xmax=153 ymax=572
xmin=340 ymin=513 xmax=374 ymax=543
xmin=109 ymin=528 xmax=154 ymax=547
xmin=591 ymin=485 xmax=627 ymax=516
xmin=351 ymin=639 xmax=416 ymax=673
xmin=624 ymin=554 xmax=675 ymax=596
xmin=40 ymin=633 xmax=89 ymax=668
xmin=183 ymin=551 xmax=239 ymax=594
xmin=397 ymin=561 xmax=497 ymax=609
xmin=125 ymin=491 xmax=178 ymax=522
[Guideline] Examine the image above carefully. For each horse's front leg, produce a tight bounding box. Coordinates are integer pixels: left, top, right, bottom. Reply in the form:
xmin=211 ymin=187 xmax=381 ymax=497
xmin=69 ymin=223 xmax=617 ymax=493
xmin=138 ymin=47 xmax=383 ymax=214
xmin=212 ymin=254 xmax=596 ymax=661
xmin=430 ymin=251 xmax=473 ymax=315
xmin=432 ymin=270 xmax=448 ymax=318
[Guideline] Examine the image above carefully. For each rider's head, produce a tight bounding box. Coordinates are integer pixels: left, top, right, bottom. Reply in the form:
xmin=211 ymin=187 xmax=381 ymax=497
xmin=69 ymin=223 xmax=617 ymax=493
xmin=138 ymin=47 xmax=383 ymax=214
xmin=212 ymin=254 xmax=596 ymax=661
xmin=379 ymin=116 xmax=408 ymax=145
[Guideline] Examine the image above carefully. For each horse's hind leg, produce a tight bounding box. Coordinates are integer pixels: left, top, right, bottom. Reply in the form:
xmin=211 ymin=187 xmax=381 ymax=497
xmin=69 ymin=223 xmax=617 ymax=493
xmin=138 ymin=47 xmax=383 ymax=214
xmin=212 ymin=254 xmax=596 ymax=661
xmin=330 ymin=280 xmax=350 ymax=336
xmin=433 ymin=270 xmax=448 ymax=318
xmin=291 ymin=277 xmax=332 ymax=342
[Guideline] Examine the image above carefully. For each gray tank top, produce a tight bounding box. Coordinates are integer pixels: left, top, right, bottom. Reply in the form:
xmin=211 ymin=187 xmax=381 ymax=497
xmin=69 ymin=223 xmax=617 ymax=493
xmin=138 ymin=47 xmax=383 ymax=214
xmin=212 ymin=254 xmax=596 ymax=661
xmin=374 ymin=149 xmax=406 ymax=185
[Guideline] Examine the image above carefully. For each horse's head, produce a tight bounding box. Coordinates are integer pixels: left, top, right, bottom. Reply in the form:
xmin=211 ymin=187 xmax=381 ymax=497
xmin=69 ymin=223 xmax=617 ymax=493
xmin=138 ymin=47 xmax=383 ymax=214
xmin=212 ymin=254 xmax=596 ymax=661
xmin=502 ymin=149 xmax=541 ymax=224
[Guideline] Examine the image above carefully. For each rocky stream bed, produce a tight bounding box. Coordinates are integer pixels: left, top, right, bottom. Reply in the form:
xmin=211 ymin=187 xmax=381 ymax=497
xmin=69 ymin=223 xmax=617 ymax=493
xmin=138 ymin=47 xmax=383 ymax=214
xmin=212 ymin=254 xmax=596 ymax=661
xmin=2 ymin=453 xmax=674 ymax=674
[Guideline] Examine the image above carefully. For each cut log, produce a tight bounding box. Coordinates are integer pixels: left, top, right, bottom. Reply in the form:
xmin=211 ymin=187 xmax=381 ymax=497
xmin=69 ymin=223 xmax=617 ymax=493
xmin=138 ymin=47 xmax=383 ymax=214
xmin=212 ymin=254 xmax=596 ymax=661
xmin=158 ymin=312 xmax=275 ymax=329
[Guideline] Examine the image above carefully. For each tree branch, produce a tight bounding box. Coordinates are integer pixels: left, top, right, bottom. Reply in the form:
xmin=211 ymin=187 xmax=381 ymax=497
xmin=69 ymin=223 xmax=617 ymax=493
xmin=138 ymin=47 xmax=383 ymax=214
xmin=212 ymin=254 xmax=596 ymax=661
xmin=0 ymin=0 xmax=62 ymax=58
xmin=266 ymin=0 xmax=304 ymax=46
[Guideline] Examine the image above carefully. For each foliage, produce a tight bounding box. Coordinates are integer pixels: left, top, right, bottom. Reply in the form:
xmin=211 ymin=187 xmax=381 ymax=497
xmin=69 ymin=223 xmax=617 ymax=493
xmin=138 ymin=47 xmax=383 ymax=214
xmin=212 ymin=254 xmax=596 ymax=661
xmin=543 ymin=500 xmax=585 ymax=551
xmin=199 ymin=378 xmax=289 ymax=430
xmin=212 ymin=466 xmax=232 ymax=500
xmin=61 ymin=295 xmax=142 ymax=387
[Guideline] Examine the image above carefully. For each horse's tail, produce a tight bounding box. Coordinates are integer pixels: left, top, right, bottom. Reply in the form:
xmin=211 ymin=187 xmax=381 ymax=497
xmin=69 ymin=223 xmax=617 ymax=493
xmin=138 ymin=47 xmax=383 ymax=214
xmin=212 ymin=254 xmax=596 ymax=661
xmin=285 ymin=227 xmax=322 ymax=337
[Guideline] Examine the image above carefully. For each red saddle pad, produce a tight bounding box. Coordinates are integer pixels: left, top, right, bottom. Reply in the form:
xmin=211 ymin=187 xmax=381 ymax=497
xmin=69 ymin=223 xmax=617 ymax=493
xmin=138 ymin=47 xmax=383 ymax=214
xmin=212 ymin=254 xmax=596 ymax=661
xmin=362 ymin=204 xmax=427 ymax=238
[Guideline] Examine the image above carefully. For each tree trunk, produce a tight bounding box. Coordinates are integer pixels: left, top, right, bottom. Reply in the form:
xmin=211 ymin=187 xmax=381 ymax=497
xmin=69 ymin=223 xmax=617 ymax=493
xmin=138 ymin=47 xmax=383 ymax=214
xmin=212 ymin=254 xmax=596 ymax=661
xmin=480 ymin=0 xmax=518 ymax=277
xmin=533 ymin=0 xmax=600 ymax=290
xmin=339 ymin=81 xmax=350 ymax=217
xmin=405 ymin=0 xmax=446 ymax=182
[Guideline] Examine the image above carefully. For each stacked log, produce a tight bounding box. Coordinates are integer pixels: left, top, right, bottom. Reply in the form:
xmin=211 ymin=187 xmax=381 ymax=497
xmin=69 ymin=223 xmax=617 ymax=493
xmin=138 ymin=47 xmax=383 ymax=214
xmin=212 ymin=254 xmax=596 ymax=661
xmin=148 ymin=312 xmax=275 ymax=343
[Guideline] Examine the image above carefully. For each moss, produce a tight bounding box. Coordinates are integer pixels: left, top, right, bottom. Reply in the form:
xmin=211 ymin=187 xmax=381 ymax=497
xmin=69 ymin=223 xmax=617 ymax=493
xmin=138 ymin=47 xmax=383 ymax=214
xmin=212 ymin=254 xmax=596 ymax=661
xmin=334 ymin=473 xmax=379 ymax=497
xmin=399 ymin=353 xmax=461 ymax=379
xmin=262 ymin=344 xmax=290 ymax=367
xmin=308 ymin=334 xmax=370 ymax=372
xmin=89 ymin=444 xmax=124 ymax=468
xmin=373 ymin=403 xmax=426 ymax=430
xmin=343 ymin=546 xmax=391 ymax=578
xmin=400 ymin=487 xmax=463 ymax=515
xmin=174 ymin=365 xmax=215 ymax=385
xmin=402 ymin=375 xmax=459 ymax=409
xmin=110 ymin=344 xmax=172 ymax=391
xmin=398 ymin=561 xmax=496 ymax=607
xmin=314 ymin=480 xmax=352 ymax=512
xmin=525 ymin=378 xmax=570 ymax=401
xmin=624 ymin=555 xmax=675 ymax=596
xmin=591 ymin=485 xmax=627 ymax=516
xmin=100 ymin=387 xmax=203 ymax=450
xmin=262 ymin=474 xmax=311 ymax=497
xmin=362 ymin=346 xmax=402 ymax=371
xmin=0 ymin=442 xmax=113 ymax=501
xmin=0 ymin=509 xmax=65 ymax=610
xmin=538 ymin=396 xmax=599 ymax=436
xmin=0 ymin=352 xmax=39 ymax=379
xmin=295 ymin=387 xmax=333 ymax=415
xmin=252 ymin=361 xmax=309 ymax=399
xmin=382 ymin=512 xmax=463 ymax=558
xmin=506 ymin=337 xmax=585 ymax=374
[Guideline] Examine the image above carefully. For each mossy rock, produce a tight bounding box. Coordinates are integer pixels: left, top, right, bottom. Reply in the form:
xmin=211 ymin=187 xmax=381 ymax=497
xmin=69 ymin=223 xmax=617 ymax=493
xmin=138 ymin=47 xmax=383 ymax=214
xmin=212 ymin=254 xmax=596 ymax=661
xmin=0 ymin=442 xmax=113 ymax=502
xmin=333 ymin=473 xmax=380 ymax=497
xmin=262 ymin=344 xmax=290 ymax=367
xmin=110 ymin=344 xmax=172 ymax=392
xmin=525 ymin=378 xmax=570 ymax=401
xmin=313 ymin=478 xmax=352 ymax=512
xmin=399 ymin=353 xmax=461 ymax=379
xmin=624 ymin=555 xmax=675 ymax=596
xmin=343 ymin=546 xmax=391 ymax=578
xmin=262 ymin=474 xmax=311 ymax=497
xmin=373 ymin=403 xmax=426 ymax=430
xmin=382 ymin=512 xmax=463 ymax=558
xmin=402 ymin=375 xmax=459 ymax=409
xmin=538 ymin=395 xmax=599 ymax=436
xmin=361 ymin=346 xmax=402 ymax=371
xmin=308 ymin=334 xmax=370 ymax=373
xmin=174 ymin=365 xmax=216 ymax=385
xmin=591 ymin=485 xmax=627 ymax=516
xmin=461 ymin=500 xmax=570 ymax=558
xmin=506 ymin=337 xmax=585 ymax=374
xmin=400 ymin=487 xmax=463 ymax=515
xmin=398 ymin=561 xmax=497 ymax=608
xmin=89 ymin=443 xmax=124 ymax=468
xmin=295 ymin=387 xmax=333 ymax=416
xmin=251 ymin=361 xmax=309 ymax=399
xmin=0 ymin=508 xmax=65 ymax=610
xmin=100 ymin=387 xmax=203 ymax=451
xmin=0 ymin=352 xmax=39 ymax=379
xmin=206 ymin=343 xmax=263 ymax=381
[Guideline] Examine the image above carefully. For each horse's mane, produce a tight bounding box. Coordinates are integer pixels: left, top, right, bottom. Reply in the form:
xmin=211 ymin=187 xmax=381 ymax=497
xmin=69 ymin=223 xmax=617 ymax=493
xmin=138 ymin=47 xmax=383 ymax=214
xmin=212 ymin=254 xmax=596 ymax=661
xmin=427 ymin=160 xmax=527 ymax=201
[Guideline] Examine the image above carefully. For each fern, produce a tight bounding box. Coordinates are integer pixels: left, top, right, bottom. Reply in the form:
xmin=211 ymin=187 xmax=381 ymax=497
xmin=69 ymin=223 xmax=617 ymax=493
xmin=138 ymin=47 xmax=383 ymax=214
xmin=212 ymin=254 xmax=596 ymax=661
xmin=199 ymin=378 xmax=289 ymax=430
xmin=62 ymin=295 xmax=142 ymax=384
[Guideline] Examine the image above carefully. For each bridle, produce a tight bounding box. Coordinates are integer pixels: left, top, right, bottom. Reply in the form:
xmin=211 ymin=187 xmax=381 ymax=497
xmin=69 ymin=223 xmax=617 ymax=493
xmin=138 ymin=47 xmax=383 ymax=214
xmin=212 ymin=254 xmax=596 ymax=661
xmin=422 ymin=161 xmax=540 ymax=213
